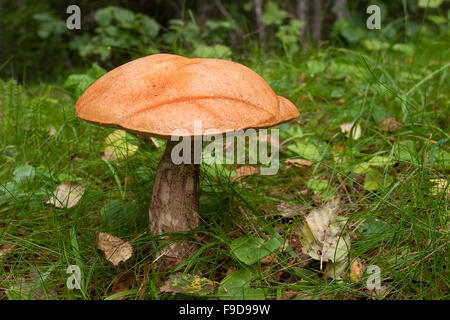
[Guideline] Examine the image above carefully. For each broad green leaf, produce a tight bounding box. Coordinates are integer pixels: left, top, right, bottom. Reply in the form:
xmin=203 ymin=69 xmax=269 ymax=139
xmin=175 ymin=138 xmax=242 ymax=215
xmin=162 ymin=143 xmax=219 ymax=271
xmin=367 ymin=156 xmax=393 ymax=167
xmin=193 ymin=44 xmax=232 ymax=59
xmin=218 ymin=270 xmax=265 ymax=300
xmin=230 ymin=237 xmax=281 ymax=265
xmin=307 ymin=179 xmax=336 ymax=200
xmin=13 ymin=165 xmax=35 ymax=185
xmin=306 ymin=179 xmax=328 ymax=193
xmin=287 ymin=141 xmax=321 ymax=161
xmin=358 ymin=217 xmax=391 ymax=238
xmin=393 ymin=140 xmax=417 ymax=164
xmin=113 ymin=7 xmax=135 ymax=26
xmin=139 ymin=15 xmax=160 ymax=37
xmin=427 ymin=15 xmax=447 ymax=25
xmin=392 ymin=43 xmax=415 ymax=57
xmin=306 ymin=60 xmax=325 ymax=74
xmin=261 ymin=1 xmax=287 ymax=25
xmin=330 ymin=88 xmax=344 ymax=98
xmin=361 ymin=39 xmax=389 ymax=51
xmin=363 ymin=169 xmax=394 ymax=191
xmin=418 ymin=0 xmax=444 ymax=8
xmin=353 ymin=162 xmax=371 ymax=174
xmin=63 ymin=74 xmax=95 ymax=98
xmin=95 ymin=7 xmax=113 ymax=27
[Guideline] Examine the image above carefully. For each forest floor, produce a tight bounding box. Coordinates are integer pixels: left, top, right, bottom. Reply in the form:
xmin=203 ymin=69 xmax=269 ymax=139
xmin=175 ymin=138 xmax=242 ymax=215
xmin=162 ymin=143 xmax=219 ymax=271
xmin=0 ymin=37 xmax=449 ymax=300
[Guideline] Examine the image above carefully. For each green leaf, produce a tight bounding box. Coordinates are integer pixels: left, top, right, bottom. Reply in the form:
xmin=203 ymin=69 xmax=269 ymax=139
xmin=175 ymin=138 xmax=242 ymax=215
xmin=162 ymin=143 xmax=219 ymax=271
xmin=139 ymin=15 xmax=160 ymax=37
xmin=95 ymin=7 xmax=113 ymax=27
xmin=306 ymin=60 xmax=326 ymax=74
xmin=113 ymin=7 xmax=135 ymax=26
xmin=330 ymin=88 xmax=344 ymax=98
xmin=218 ymin=270 xmax=265 ymax=300
xmin=86 ymin=63 xmax=107 ymax=79
xmin=364 ymin=169 xmax=394 ymax=191
xmin=261 ymin=1 xmax=287 ymax=25
xmin=193 ymin=44 xmax=232 ymax=59
xmin=63 ymin=74 xmax=95 ymax=98
xmin=361 ymin=39 xmax=389 ymax=51
xmin=230 ymin=237 xmax=281 ymax=265
xmin=394 ymin=140 xmax=418 ymax=164
xmin=418 ymin=0 xmax=444 ymax=8
xmin=358 ymin=217 xmax=390 ymax=238
xmin=392 ymin=43 xmax=415 ymax=57
xmin=427 ymin=15 xmax=447 ymax=25
xmin=353 ymin=162 xmax=371 ymax=174
xmin=287 ymin=141 xmax=321 ymax=161
xmin=160 ymin=273 xmax=216 ymax=296
xmin=13 ymin=165 xmax=35 ymax=185
xmin=306 ymin=178 xmax=336 ymax=200
xmin=306 ymin=179 xmax=328 ymax=193
xmin=367 ymin=156 xmax=393 ymax=167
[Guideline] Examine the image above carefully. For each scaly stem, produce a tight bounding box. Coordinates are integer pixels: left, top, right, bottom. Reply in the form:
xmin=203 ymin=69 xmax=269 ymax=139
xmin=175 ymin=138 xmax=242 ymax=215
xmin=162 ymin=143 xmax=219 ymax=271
xmin=149 ymin=140 xmax=200 ymax=257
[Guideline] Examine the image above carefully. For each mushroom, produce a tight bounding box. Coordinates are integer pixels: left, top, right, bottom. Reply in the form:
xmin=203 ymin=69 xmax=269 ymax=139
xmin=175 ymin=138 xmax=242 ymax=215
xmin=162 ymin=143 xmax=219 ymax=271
xmin=74 ymin=54 xmax=299 ymax=257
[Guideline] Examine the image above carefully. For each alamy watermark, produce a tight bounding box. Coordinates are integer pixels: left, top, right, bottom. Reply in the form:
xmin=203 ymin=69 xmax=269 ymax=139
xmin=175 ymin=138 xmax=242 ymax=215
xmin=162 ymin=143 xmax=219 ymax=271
xmin=366 ymin=5 xmax=381 ymax=30
xmin=66 ymin=265 xmax=82 ymax=290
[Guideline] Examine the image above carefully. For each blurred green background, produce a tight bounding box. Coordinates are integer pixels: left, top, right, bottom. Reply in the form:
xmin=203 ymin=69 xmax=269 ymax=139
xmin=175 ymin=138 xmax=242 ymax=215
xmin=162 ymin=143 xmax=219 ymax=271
xmin=1 ymin=0 xmax=448 ymax=81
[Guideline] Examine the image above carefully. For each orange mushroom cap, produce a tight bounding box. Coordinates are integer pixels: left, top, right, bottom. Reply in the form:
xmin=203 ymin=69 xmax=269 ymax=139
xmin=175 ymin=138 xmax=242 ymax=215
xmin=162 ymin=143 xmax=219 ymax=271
xmin=75 ymin=54 xmax=299 ymax=138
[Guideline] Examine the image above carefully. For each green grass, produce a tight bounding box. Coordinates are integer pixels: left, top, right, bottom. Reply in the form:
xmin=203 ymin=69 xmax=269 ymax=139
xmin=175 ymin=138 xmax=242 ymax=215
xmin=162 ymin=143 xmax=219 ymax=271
xmin=0 ymin=36 xmax=449 ymax=300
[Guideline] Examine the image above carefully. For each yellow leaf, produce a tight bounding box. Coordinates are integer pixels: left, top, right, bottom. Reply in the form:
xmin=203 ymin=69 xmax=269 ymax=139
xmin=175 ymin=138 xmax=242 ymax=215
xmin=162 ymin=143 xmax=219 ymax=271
xmin=103 ymin=130 xmax=138 ymax=161
xmin=350 ymin=258 xmax=364 ymax=282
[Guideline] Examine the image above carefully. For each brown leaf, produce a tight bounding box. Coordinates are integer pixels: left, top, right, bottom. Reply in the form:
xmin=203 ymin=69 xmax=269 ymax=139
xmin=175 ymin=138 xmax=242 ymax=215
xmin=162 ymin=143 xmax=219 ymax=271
xmin=297 ymin=74 xmax=307 ymax=85
xmin=0 ymin=244 xmax=15 ymax=262
xmin=275 ymin=203 xmax=309 ymax=218
xmin=260 ymin=253 xmax=276 ymax=264
xmin=110 ymin=274 xmax=134 ymax=299
xmin=350 ymin=258 xmax=365 ymax=282
xmin=284 ymin=159 xmax=313 ymax=168
xmin=232 ymin=166 xmax=259 ymax=181
xmin=379 ymin=118 xmax=401 ymax=133
xmin=96 ymin=232 xmax=133 ymax=266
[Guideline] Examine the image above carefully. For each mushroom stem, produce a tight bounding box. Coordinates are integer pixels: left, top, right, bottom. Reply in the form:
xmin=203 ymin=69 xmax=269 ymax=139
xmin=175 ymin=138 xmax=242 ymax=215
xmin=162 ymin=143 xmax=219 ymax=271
xmin=149 ymin=140 xmax=200 ymax=258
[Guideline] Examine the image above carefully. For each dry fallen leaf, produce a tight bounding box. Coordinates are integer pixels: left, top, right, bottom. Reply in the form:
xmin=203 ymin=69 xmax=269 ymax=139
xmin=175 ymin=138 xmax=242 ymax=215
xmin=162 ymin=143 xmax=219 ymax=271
xmin=275 ymin=203 xmax=309 ymax=218
xmin=232 ymin=166 xmax=259 ymax=181
xmin=350 ymin=258 xmax=365 ymax=282
xmin=284 ymin=159 xmax=313 ymax=168
xmin=323 ymin=260 xmax=348 ymax=280
xmin=379 ymin=118 xmax=401 ymax=133
xmin=46 ymin=182 xmax=85 ymax=209
xmin=102 ymin=130 xmax=138 ymax=161
xmin=0 ymin=244 xmax=15 ymax=262
xmin=340 ymin=122 xmax=362 ymax=140
xmin=110 ymin=274 xmax=134 ymax=299
xmin=430 ymin=179 xmax=449 ymax=196
xmin=299 ymin=198 xmax=350 ymax=267
xmin=96 ymin=232 xmax=133 ymax=266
